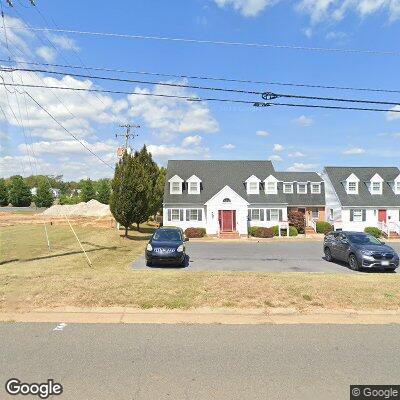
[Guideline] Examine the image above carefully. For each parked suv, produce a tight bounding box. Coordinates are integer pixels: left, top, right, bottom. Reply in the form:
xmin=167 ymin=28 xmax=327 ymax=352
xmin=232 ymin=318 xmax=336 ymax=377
xmin=324 ymin=231 xmax=399 ymax=271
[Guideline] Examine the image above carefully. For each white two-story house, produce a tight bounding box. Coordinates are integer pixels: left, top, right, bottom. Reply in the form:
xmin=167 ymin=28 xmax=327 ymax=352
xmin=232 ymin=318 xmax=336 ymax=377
xmin=323 ymin=166 xmax=400 ymax=237
xmin=163 ymin=160 xmax=325 ymax=237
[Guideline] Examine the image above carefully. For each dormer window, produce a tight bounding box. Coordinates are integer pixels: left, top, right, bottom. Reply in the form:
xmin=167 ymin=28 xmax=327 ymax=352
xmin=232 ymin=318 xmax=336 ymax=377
xmin=264 ymin=175 xmax=278 ymax=195
xmin=345 ymin=173 xmax=360 ymax=194
xmin=283 ymin=183 xmax=293 ymax=194
xmin=168 ymin=175 xmax=184 ymax=194
xmin=245 ymin=175 xmax=261 ymax=194
xmin=186 ymin=175 xmax=202 ymax=194
xmin=297 ymin=183 xmax=307 ymax=194
xmin=393 ymin=174 xmax=400 ymax=194
xmin=311 ymin=183 xmax=321 ymax=194
xmin=369 ymin=173 xmax=383 ymax=195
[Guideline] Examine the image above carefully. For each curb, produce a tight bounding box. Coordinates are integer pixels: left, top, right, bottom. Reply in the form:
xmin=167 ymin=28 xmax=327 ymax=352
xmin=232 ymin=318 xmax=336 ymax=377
xmin=1 ymin=308 xmax=400 ymax=325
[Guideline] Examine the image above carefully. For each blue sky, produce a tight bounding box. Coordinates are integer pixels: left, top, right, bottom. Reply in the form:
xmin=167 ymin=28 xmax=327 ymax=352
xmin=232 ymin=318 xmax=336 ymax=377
xmin=1 ymin=0 xmax=400 ymax=180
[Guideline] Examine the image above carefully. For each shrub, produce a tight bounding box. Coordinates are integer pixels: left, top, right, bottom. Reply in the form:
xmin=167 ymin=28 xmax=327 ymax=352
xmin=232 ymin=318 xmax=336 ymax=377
xmin=248 ymin=226 xmax=274 ymax=238
xmin=59 ymin=195 xmax=81 ymax=205
xmin=364 ymin=227 xmax=382 ymax=238
xmin=316 ymin=221 xmax=333 ymax=234
xmin=272 ymin=225 xmax=298 ymax=237
xmin=184 ymin=227 xmax=206 ymax=238
xmin=288 ymin=210 xmax=305 ymax=234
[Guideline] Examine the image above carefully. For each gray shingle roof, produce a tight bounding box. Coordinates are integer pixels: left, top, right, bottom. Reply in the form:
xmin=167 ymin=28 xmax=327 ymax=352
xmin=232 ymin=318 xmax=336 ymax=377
xmin=163 ymin=160 xmax=325 ymax=206
xmin=324 ymin=166 xmax=400 ymax=207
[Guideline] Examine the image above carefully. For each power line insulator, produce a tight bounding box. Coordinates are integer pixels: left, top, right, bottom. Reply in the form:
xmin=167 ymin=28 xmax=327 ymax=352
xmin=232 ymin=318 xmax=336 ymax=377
xmin=29 ymin=0 xmax=36 ymax=5
xmin=262 ymin=92 xmax=279 ymax=100
xmin=6 ymin=0 xmax=13 ymax=6
xmin=253 ymin=102 xmax=271 ymax=107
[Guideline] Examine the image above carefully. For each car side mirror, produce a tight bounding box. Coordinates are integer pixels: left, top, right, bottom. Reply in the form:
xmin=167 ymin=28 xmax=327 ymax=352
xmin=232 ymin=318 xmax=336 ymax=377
xmin=380 ymin=240 xmax=385 ymax=245
xmin=185 ymin=237 xmax=189 ymax=242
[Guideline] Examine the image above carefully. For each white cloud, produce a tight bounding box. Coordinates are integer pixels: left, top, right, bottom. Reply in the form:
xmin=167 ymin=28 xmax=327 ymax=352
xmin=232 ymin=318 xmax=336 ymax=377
xmin=47 ymin=34 xmax=80 ymax=51
xmin=182 ymin=135 xmax=202 ymax=147
xmin=287 ymin=162 xmax=319 ymax=172
xmin=18 ymin=140 xmax=116 ymax=156
xmin=293 ymin=115 xmax=314 ymax=127
xmin=342 ymin=147 xmax=366 ymax=155
xmin=288 ymin=151 xmax=306 ymax=157
xmin=222 ymin=143 xmax=235 ymax=149
xmin=256 ymin=130 xmax=270 ymax=136
xmin=127 ymin=82 xmax=218 ymax=141
xmin=36 ymin=46 xmax=57 ymax=63
xmin=386 ymin=105 xmax=400 ymax=121
xmin=147 ymin=144 xmax=209 ymax=159
xmin=273 ymin=143 xmax=285 ymax=152
xmin=268 ymin=154 xmax=283 ymax=161
xmin=303 ymin=27 xmax=313 ymax=38
xmin=297 ymin=0 xmax=400 ymax=23
xmin=0 ymin=155 xmax=50 ymax=177
xmin=214 ymin=0 xmax=276 ymax=16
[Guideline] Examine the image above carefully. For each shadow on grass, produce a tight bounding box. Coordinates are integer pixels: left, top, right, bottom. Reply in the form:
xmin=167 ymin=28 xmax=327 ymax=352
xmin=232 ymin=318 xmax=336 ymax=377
xmin=122 ymin=234 xmax=152 ymax=241
xmin=1 ymin=245 xmax=118 ymax=265
xmin=130 ymin=226 xmax=157 ymax=234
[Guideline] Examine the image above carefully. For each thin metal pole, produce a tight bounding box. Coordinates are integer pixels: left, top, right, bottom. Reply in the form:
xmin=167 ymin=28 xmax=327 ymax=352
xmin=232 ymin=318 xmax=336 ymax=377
xmin=63 ymin=213 xmax=93 ymax=267
xmin=43 ymin=220 xmax=51 ymax=251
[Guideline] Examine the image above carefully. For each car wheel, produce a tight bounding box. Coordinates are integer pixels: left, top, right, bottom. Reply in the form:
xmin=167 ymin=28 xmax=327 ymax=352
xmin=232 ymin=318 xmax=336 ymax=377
xmin=324 ymin=247 xmax=333 ymax=262
xmin=146 ymin=260 xmax=152 ymax=267
xmin=348 ymin=254 xmax=360 ymax=271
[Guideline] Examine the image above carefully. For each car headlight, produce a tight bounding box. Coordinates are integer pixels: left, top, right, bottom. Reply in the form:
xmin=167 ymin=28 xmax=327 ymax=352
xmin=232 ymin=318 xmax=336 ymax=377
xmin=146 ymin=243 xmax=153 ymax=251
xmin=360 ymin=249 xmax=374 ymax=256
xmin=177 ymin=245 xmax=184 ymax=252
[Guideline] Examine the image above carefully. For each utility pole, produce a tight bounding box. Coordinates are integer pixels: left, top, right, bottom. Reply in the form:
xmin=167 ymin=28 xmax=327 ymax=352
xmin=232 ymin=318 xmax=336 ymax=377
xmin=115 ymin=123 xmax=140 ymax=152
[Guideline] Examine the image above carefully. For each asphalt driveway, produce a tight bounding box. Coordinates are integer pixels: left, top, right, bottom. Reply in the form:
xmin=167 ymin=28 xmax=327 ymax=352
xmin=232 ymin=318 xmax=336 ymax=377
xmin=131 ymin=241 xmax=400 ymax=273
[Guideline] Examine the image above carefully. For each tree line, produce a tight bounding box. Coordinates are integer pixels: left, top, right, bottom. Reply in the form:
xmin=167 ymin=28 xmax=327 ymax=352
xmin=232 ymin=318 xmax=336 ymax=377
xmin=0 ymin=146 xmax=167 ymax=235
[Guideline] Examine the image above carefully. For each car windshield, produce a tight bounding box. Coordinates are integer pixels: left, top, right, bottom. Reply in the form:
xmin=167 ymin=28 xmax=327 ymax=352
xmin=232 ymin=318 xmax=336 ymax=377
xmin=153 ymin=229 xmax=182 ymax=242
xmin=347 ymin=233 xmax=381 ymax=245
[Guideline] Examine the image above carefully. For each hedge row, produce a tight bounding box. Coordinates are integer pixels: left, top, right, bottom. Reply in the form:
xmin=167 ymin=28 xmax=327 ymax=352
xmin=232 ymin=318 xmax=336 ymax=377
xmin=316 ymin=221 xmax=333 ymax=234
xmin=249 ymin=225 xmax=298 ymax=238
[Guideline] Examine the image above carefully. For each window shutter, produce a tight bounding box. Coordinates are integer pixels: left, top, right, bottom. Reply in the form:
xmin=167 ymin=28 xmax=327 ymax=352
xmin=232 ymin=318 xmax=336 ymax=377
xmin=260 ymin=209 xmax=265 ymax=221
xmin=198 ymin=209 xmax=202 ymax=221
xmin=266 ymin=210 xmax=271 ymax=221
xmin=248 ymin=209 xmax=252 ymax=221
xmin=166 ymin=209 xmax=171 ymax=221
xmin=362 ymin=209 xmax=366 ymax=221
xmin=279 ymin=209 xmax=283 ymax=221
xmin=186 ymin=209 xmax=190 ymax=221
xmin=180 ymin=209 xmax=184 ymax=221
xmin=350 ymin=209 xmax=354 ymax=221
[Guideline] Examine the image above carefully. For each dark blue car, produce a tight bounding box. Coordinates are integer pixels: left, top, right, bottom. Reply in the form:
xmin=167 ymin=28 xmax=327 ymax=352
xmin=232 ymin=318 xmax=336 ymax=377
xmin=146 ymin=227 xmax=188 ymax=267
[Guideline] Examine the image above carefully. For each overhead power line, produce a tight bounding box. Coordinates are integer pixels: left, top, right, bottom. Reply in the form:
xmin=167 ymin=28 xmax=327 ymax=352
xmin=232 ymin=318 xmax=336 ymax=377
xmin=5 ymin=25 xmax=400 ymax=56
xmin=2 ymin=80 xmax=400 ymax=114
xmin=1 ymin=58 xmax=399 ymax=95
xmin=2 ymin=66 xmax=400 ymax=107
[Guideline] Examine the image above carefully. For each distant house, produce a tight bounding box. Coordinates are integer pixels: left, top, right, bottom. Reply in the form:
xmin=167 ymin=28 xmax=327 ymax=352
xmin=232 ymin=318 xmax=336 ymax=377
xmin=30 ymin=187 xmax=61 ymax=199
xmin=163 ymin=160 xmax=326 ymax=237
xmin=323 ymin=167 xmax=400 ymax=237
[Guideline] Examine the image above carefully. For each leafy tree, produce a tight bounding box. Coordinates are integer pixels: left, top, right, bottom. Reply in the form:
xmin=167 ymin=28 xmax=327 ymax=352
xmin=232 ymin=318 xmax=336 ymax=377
xmin=0 ymin=178 xmax=8 ymax=206
xmin=149 ymin=166 xmax=166 ymax=217
xmin=288 ymin=210 xmax=306 ymax=234
xmin=80 ymin=179 xmax=96 ymax=202
xmin=35 ymin=178 xmax=54 ymax=208
xmin=8 ymin=175 xmax=32 ymax=207
xmin=110 ymin=145 xmax=157 ymax=236
xmin=96 ymin=179 xmax=111 ymax=204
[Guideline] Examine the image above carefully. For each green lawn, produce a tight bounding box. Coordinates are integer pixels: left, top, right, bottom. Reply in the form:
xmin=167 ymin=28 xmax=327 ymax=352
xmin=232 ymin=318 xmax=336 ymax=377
xmin=1 ymin=223 xmax=400 ymax=312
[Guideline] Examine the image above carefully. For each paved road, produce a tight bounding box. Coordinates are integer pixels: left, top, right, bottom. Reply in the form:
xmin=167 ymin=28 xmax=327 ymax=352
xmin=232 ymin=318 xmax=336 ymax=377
xmin=1 ymin=322 xmax=399 ymax=400
xmin=132 ymin=241 xmax=400 ymax=272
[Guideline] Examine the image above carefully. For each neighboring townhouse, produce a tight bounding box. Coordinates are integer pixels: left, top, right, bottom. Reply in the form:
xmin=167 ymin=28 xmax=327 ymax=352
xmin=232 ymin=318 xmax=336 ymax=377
xmin=163 ymin=160 xmax=326 ymax=237
xmin=323 ymin=166 xmax=400 ymax=237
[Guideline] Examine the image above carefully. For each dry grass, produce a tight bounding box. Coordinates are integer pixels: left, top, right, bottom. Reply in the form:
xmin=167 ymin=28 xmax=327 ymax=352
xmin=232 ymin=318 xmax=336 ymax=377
xmin=1 ymin=221 xmax=400 ymax=312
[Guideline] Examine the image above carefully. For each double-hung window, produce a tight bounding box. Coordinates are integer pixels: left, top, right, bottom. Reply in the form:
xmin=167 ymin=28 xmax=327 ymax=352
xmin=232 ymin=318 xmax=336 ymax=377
xmin=270 ymin=209 xmax=280 ymax=221
xmin=171 ymin=182 xmax=181 ymax=194
xmin=348 ymin=182 xmax=357 ymax=193
xmin=396 ymin=182 xmax=400 ymax=193
xmin=297 ymin=183 xmax=307 ymax=194
xmin=251 ymin=209 xmax=261 ymax=221
xmin=311 ymin=183 xmax=321 ymax=194
xmin=187 ymin=209 xmax=202 ymax=221
xmin=353 ymin=209 xmax=363 ymax=222
xmin=283 ymin=183 xmax=293 ymax=194
xmin=371 ymin=182 xmax=381 ymax=194
xmin=171 ymin=209 xmax=180 ymax=221
xmin=189 ymin=182 xmax=199 ymax=194
xmin=248 ymin=182 xmax=259 ymax=193
xmin=266 ymin=182 xmax=277 ymax=194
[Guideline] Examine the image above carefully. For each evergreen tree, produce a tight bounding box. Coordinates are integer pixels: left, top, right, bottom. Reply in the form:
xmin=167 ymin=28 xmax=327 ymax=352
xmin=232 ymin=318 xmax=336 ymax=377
xmin=110 ymin=145 xmax=157 ymax=236
xmin=96 ymin=179 xmax=111 ymax=204
xmin=8 ymin=175 xmax=32 ymax=207
xmin=149 ymin=166 xmax=166 ymax=217
xmin=80 ymin=179 xmax=96 ymax=202
xmin=0 ymin=178 xmax=8 ymax=206
xmin=35 ymin=178 xmax=54 ymax=208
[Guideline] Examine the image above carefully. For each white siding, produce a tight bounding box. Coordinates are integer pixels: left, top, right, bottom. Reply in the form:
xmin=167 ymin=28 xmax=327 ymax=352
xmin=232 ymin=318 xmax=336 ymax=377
xmin=163 ymin=206 xmax=207 ymax=232
xmin=322 ymin=170 xmax=342 ymax=226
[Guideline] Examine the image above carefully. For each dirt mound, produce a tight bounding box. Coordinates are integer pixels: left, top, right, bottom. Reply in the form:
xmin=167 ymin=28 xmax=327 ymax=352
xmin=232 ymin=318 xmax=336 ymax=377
xmin=42 ymin=199 xmax=111 ymax=217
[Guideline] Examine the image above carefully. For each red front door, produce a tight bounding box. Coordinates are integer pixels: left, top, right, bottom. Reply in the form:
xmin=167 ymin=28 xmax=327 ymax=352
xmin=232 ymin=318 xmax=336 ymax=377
xmin=218 ymin=210 xmax=236 ymax=232
xmin=378 ymin=209 xmax=387 ymax=223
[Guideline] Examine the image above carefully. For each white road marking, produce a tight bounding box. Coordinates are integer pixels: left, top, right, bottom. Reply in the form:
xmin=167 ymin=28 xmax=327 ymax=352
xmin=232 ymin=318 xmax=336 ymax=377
xmin=53 ymin=323 xmax=67 ymax=331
